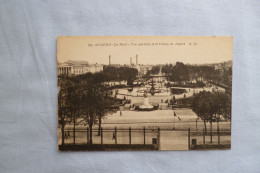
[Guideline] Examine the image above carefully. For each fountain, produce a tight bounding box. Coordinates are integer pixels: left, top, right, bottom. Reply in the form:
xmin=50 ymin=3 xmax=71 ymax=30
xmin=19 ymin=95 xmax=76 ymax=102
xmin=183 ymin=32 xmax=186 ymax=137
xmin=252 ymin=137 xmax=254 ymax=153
xmin=148 ymin=79 xmax=161 ymax=96
xmin=138 ymin=91 xmax=154 ymax=111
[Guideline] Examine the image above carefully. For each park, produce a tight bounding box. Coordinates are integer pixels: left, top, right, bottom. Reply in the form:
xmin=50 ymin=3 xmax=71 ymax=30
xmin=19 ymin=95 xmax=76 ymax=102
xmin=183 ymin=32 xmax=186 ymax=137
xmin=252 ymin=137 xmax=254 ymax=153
xmin=58 ymin=61 xmax=232 ymax=151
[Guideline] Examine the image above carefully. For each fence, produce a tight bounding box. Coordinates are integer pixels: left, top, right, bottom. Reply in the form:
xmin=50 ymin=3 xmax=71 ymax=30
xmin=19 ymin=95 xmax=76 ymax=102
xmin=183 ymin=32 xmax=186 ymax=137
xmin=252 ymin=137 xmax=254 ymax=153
xmin=63 ymin=127 xmax=160 ymax=145
xmin=60 ymin=125 xmax=231 ymax=150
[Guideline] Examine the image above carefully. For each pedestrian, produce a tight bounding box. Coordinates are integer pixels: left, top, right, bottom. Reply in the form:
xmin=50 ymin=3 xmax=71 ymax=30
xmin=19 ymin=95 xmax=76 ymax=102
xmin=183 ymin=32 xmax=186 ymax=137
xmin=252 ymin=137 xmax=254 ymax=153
xmin=112 ymin=132 xmax=116 ymax=140
xmin=120 ymin=111 xmax=122 ymax=116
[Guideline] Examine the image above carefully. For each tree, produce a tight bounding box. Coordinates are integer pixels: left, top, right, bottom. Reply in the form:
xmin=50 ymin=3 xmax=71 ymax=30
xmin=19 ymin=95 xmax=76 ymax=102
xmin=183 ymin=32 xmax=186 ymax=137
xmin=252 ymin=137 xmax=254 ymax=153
xmin=213 ymin=92 xmax=231 ymax=121
xmin=77 ymin=72 xmax=120 ymax=144
xmin=145 ymin=70 xmax=151 ymax=76
xmin=150 ymin=65 xmax=160 ymax=75
xmin=66 ymin=79 xmax=81 ymax=144
xmin=170 ymin=62 xmax=189 ymax=84
xmin=123 ymin=67 xmax=138 ymax=86
xmin=103 ymin=66 xmax=138 ymax=86
xmin=58 ymin=80 xmax=66 ymax=146
xmin=79 ymin=74 xmax=100 ymax=144
xmin=58 ymin=75 xmax=74 ymax=145
xmin=198 ymin=66 xmax=216 ymax=81
xmin=191 ymin=91 xmax=217 ymax=133
xmin=91 ymin=72 xmax=118 ymax=135
xmin=223 ymin=67 xmax=232 ymax=88
xmin=96 ymin=97 xmax=117 ymax=136
xmin=162 ymin=64 xmax=173 ymax=80
xmin=192 ymin=91 xmax=232 ymax=135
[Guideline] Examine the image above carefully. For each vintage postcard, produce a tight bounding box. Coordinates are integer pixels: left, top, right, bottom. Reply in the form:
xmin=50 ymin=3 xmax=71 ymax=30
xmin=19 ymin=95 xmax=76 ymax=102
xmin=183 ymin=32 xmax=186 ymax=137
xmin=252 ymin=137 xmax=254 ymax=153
xmin=57 ymin=36 xmax=232 ymax=151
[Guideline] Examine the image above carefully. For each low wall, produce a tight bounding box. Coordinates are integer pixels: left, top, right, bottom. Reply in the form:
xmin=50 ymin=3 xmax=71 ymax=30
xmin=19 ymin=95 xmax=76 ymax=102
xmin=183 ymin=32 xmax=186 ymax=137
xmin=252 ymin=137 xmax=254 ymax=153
xmin=59 ymin=144 xmax=156 ymax=151
xmin=191 ymin=144 xmax=231 ymax=150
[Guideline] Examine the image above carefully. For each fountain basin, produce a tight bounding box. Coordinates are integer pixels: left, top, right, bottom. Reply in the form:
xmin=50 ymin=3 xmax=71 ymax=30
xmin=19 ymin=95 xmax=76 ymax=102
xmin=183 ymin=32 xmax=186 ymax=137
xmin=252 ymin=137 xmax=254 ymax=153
xmin=134 ymin=102 xmax=159 ymax=111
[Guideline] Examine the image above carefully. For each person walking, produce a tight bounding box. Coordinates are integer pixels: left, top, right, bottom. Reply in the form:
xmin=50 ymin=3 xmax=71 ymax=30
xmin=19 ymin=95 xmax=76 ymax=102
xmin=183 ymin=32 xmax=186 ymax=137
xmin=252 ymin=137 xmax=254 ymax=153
xmin=112 ymin=132 xmax=116 ymax=140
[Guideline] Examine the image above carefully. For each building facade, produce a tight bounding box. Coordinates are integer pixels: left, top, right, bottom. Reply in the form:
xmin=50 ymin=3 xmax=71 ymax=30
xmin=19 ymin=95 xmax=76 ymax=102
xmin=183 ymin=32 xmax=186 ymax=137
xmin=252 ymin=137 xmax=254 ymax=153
xmin=57 ymin=60 xmax=103 ymax=75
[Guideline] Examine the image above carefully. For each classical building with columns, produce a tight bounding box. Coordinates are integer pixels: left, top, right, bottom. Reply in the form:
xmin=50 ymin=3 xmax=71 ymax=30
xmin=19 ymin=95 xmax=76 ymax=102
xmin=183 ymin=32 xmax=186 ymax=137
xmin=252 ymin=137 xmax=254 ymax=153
xmin=57 ymin=60 xmax=103 ymax=76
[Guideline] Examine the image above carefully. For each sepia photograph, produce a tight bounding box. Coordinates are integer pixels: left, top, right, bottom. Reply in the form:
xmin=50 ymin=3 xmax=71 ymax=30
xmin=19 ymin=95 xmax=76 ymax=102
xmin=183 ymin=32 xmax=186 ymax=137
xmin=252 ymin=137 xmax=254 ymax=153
xmin=57 ymin=36 xmax=233 ymax=151
xmin=2 ymin=0 xmax=260 ymax=171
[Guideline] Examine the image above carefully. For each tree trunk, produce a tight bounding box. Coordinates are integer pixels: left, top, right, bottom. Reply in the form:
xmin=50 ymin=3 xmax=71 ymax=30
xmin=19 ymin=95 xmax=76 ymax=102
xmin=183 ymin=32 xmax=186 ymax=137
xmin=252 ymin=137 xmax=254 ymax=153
xmin=204 ymin=120 xmax=207 ymax=134
xmin=210 ymin=121 xmax=212 ymax=143
xmin=89 ymin=124 xmax=93 ymax=144
xmin=98 ymin=116 xmax=102 ymax=136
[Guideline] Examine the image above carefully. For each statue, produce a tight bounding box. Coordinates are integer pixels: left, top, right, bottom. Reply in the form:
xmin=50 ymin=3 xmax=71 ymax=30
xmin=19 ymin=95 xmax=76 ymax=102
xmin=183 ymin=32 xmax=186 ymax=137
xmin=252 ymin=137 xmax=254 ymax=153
xmin=139 ymin=91 xmax=153 ymax=110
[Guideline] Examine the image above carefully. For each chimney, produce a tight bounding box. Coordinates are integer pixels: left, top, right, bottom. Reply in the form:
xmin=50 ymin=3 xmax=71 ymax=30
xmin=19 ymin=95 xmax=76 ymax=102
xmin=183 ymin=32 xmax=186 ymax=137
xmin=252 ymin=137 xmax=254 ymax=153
xmin=109 ymin=55 xmax=111 ymax=65
xmin=136 ymin=54 xmax=138 ymax=65
xmin=130 ymin=57 xmax=132 ymax=65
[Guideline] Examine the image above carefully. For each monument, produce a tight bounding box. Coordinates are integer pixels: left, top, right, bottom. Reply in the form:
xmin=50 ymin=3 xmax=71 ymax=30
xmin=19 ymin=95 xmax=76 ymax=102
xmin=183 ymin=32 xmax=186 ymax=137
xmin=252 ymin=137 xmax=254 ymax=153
xmin=148 ymin=79 xmax=161 ymax=96
xmin=139 ymin=91 xmax=154 ymax=111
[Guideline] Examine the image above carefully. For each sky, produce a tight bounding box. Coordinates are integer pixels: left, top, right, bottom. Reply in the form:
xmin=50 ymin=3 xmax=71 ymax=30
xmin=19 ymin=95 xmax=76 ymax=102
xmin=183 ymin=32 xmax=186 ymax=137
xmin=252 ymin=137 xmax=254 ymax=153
xmin=57 ymin=36 xmax=233 ymax=65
